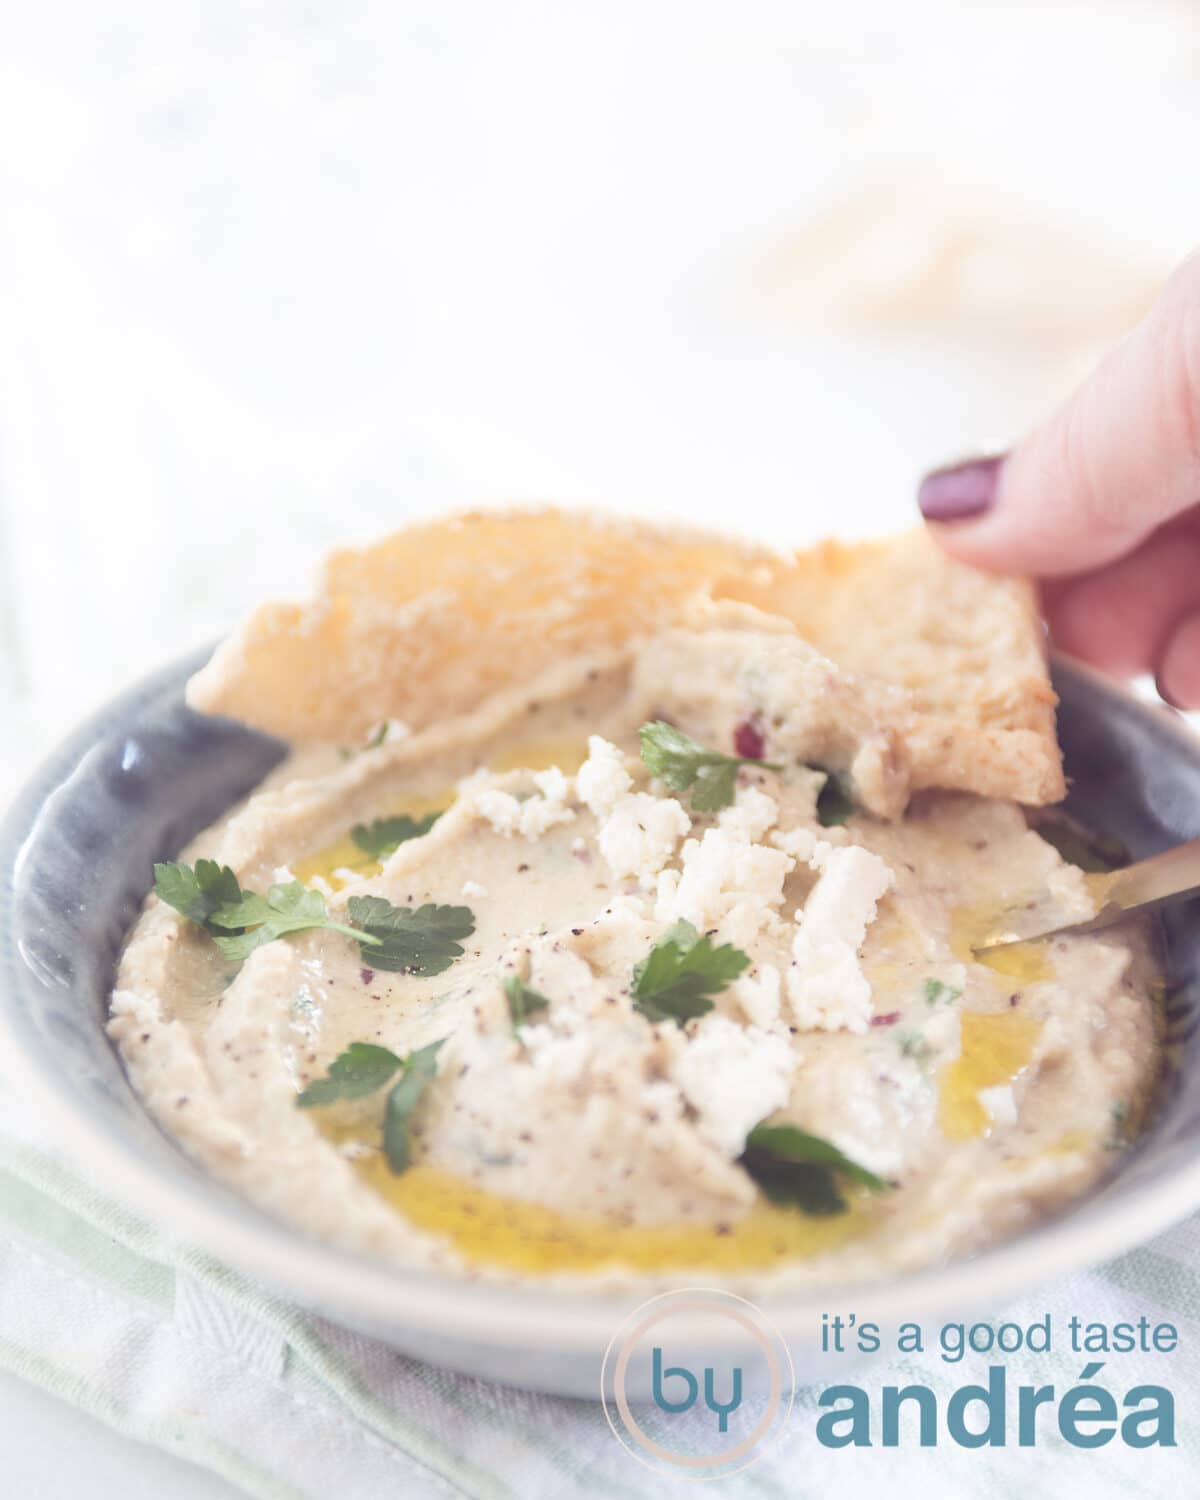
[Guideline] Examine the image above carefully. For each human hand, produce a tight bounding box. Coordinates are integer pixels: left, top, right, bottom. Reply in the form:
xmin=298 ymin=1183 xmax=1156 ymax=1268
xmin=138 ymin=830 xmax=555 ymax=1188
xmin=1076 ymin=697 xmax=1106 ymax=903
xmin=918 ymin=253 xmax=1200 ymax=709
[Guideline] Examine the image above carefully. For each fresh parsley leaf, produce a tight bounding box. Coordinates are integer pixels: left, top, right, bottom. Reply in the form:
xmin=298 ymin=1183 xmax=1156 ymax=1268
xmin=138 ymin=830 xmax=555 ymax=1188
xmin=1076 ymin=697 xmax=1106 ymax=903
xmin=154 ymin=859 xmax=245 ymax=929
xmin=156 ymin=863 xmax=372 ymax=960
xmin=296 ymin=1042 xmax=402 ymax=1107
xmin=740 ymin=1121 xmax=886 ymax=1215
xmin=638 ymin=721 xmax=781 ymax=813
xmin=383 ymin=1039 xmax=445 ymax=1172
xmin=742 ymin=1148 xmax=846 ymax=1213
xmin=632 ymin=920 xmax=750 ymax=1026
xmin=505 ymin=975 xmax=550 ymax=1029
xmin=351 ymin=812 xmax=442 ymax=861
xmin=924 ymin=978 xmax=962 ymax=1007
xmin=296 ymin=1037 xmax=446 ymax=1176
xmin=1035 ymin=819 xmax=1128 ymax=874
xmin=746 ymin=1122 xmax=886 ymax=1191
xmin=814 ymin=770 xmax=855 ymax=827
xmin=347 ymin=896 xmax=475 ymax=975
xmin=208 ymin=880 xmax=373 ymax=961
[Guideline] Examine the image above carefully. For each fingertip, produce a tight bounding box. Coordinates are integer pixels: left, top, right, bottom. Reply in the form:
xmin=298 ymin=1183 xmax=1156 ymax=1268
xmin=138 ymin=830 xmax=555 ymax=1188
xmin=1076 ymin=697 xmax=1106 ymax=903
xmin=1042 ymin=576 xmax=1152 ymax=677
xmin=916 ymin=450 xmax=1082 ymax=576
xmin=1156 ymin=612 xmax=1200 ymax=711
xmin=1042 ymin=524 xmax=1200 ymax=684
xmin=917 ymin=455 xmax=1004 ymax=524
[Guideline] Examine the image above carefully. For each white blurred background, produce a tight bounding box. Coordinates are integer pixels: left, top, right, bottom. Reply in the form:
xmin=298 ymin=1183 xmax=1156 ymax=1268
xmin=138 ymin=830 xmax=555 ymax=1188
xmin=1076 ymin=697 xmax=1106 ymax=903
xmin=0 ymin=6 xmax=1198 ymax=1491
xmin=1 ymin=0 xmax=1199 ymax=801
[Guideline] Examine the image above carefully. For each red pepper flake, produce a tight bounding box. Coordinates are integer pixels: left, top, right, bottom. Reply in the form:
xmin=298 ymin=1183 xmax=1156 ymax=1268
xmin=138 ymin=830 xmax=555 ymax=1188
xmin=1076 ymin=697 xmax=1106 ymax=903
xmin=733 ymin=716 xmax=766 ymax=761
xmin=360 ymin=967 xmax=375 ymax=985
xmin=871 ymin=1011 xmax=901 ymax=1028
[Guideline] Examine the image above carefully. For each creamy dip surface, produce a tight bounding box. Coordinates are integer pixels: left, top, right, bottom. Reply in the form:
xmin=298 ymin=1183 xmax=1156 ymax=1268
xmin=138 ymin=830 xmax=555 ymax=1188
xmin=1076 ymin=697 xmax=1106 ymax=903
xmin=110 ymin=618 xmax=1162 ymax=1291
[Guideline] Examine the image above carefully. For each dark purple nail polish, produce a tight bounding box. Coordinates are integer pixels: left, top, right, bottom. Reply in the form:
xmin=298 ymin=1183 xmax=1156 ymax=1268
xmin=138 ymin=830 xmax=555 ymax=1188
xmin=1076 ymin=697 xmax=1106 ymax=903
xmin=917 ymin=454 xmax=1004 ymax=522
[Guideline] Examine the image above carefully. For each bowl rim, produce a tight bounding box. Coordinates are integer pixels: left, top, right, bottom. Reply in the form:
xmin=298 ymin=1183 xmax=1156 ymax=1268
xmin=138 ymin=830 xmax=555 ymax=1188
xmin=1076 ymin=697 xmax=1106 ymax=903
xmin=3 ymin=646 xmax=1200 ymax=1353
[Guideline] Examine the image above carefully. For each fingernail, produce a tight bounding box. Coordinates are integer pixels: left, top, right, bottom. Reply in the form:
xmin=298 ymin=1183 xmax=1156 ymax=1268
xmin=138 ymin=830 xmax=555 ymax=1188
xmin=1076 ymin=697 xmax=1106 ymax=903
xmin=917 ymin=454 xmax=1004 ymax=522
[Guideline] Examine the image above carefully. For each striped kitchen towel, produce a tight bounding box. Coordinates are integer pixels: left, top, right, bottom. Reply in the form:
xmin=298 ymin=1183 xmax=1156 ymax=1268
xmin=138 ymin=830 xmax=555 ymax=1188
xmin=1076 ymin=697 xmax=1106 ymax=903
xmin=1 ymin=1095 xmax=1197 ymax=1500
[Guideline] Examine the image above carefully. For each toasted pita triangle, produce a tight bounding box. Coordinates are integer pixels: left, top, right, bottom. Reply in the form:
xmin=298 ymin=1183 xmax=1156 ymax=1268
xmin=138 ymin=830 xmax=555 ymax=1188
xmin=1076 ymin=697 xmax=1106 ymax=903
xmin=187 ymin=508 xmax=1063 ymax=806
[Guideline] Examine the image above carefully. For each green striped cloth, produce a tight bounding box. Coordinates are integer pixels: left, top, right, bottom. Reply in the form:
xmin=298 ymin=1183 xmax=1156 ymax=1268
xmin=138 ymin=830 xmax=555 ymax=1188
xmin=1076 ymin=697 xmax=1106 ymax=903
xmin=1 ymin=1120 xmax=1196 ymax=1498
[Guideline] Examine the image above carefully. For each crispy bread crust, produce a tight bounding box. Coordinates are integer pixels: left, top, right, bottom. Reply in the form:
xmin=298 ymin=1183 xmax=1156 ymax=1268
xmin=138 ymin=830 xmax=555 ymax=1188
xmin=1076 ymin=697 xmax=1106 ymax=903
xmin=187 ymin=508 xmax=1064 ymax=806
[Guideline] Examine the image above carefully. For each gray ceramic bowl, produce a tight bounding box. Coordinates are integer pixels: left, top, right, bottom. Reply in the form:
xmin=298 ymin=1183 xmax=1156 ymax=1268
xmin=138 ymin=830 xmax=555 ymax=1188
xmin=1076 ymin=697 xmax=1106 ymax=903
xmin=2 ymin=650 xmax=1199 ymax=1397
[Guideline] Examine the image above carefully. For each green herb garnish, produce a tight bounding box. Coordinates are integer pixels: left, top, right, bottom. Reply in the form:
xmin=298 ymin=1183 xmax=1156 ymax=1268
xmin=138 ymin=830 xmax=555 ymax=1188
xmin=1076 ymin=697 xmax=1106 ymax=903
xmin=632 ymin=919 xmax=750 ymax=1026
xmin=351 ymin=812 xmax=442 ymax=861
xmin=814 ymin=770 xmax=856 ymax=827
xmin=505 ymin=975 xmax=550 ymax=1029
xmin=155 ymin=863 xmax=477 ymax=976
xmin=740 ymin=1121 xmax=886 ymax=1216
xmin=924 ymin=978 xmax=962 ymax=1007
xmin=296 ymin=1037 xmax=445 ymax=1175
xmin=383 ymin=1039 xmax=445 ymax=1172
xmin=296 ymin=1041 xmax=404 ymax=1107
xmin=1036 ymin=819 xmax=1128 ymax=874
xmin=346 ymin=896 xmax=475 ymax=976
xmin=638 ymin=721 xmax=781 ymax=812
xmin=153 ymin=858 xmax=244 ymax=930
xmin=155 ymin=862 xmax=377 ymax=960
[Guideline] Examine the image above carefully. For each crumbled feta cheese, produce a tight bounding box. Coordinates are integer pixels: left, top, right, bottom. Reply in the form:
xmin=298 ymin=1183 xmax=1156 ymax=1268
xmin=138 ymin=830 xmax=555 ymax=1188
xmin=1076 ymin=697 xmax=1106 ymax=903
xmin=461 ymin=880 xmax=488 ymax=899
xmin=717 ymin=785 xmax=779 ymax=843
xmin=978 ymin=1084 xmax=1017 ymax=1128
xmin=524 ymin=1031 xmax=592 ymax=1082
xmin=717 ymin=900 xmax=776 ymax=953
xmin=576 ymin=735 xmax=633 ymax=817
xmin=655 ymin=828 xmax=792 ymax=934
xmin=577 ymin=737 xmax=690 ymax=883
xmin=272 ymin=864 xmax=297 ymax=884
xmin=473 ymin=790 xmax=521 ymax=833
xmin=787 ymin=946 xmax=874 ymax=1035
xmin=533 ymin=766 xmax=570 ymax=804
xmin=652 ymin=782 xmax=793 ymax=950
xmin=770 ymin=826 xmax=821 ymax=863
xmin=673 ymin=1016 xmax=796 ymax=1157
xmin=734 ymin=963 xmax=783 ymax=1029
xmin=641 ymin=1078 xmax=686 ymax=1128
xmin=597 ymin=792 xmax=690 ymax=882
xmin=474 ymin=766 xmax=576 ymax=841
xmin=800 ymin=845 xmax=894 ymax=944
xmin=785 ymin=845 xmax=894 ymax=1034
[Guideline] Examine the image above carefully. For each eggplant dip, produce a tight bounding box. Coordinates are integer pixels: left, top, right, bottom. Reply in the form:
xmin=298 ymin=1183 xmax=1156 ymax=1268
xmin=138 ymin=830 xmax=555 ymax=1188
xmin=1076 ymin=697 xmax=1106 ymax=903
xmin=109 ymin=512 xmax=1162 ymax=1289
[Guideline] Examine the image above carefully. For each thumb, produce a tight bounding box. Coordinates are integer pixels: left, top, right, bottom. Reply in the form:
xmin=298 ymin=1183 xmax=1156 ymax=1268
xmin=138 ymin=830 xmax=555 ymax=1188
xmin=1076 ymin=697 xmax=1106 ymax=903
xmin=917 ymin=252 xmax=1200 ymax=577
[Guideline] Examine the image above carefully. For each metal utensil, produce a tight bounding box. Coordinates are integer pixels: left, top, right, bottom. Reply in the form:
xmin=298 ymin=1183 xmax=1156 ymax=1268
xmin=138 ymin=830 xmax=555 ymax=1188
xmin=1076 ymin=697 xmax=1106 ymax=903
xmin=974 ymin=836 xmax=1200 ymax=954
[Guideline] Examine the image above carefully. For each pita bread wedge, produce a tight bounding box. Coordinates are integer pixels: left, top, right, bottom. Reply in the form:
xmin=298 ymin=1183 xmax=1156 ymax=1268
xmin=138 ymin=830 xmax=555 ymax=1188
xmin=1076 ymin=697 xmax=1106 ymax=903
xmin=187 ymin=507 xmax=1064 ymax=807
xmin=187 ymin=510 xmax=768 ymax=747
xmin=712 ymin=529 xmax=1064 ymax=805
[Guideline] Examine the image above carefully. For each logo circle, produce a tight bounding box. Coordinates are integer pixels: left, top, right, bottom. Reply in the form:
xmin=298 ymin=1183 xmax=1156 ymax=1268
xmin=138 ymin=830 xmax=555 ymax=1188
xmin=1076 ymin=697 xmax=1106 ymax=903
xmin=600 ymin=1288 xmax=795 ymax=1479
